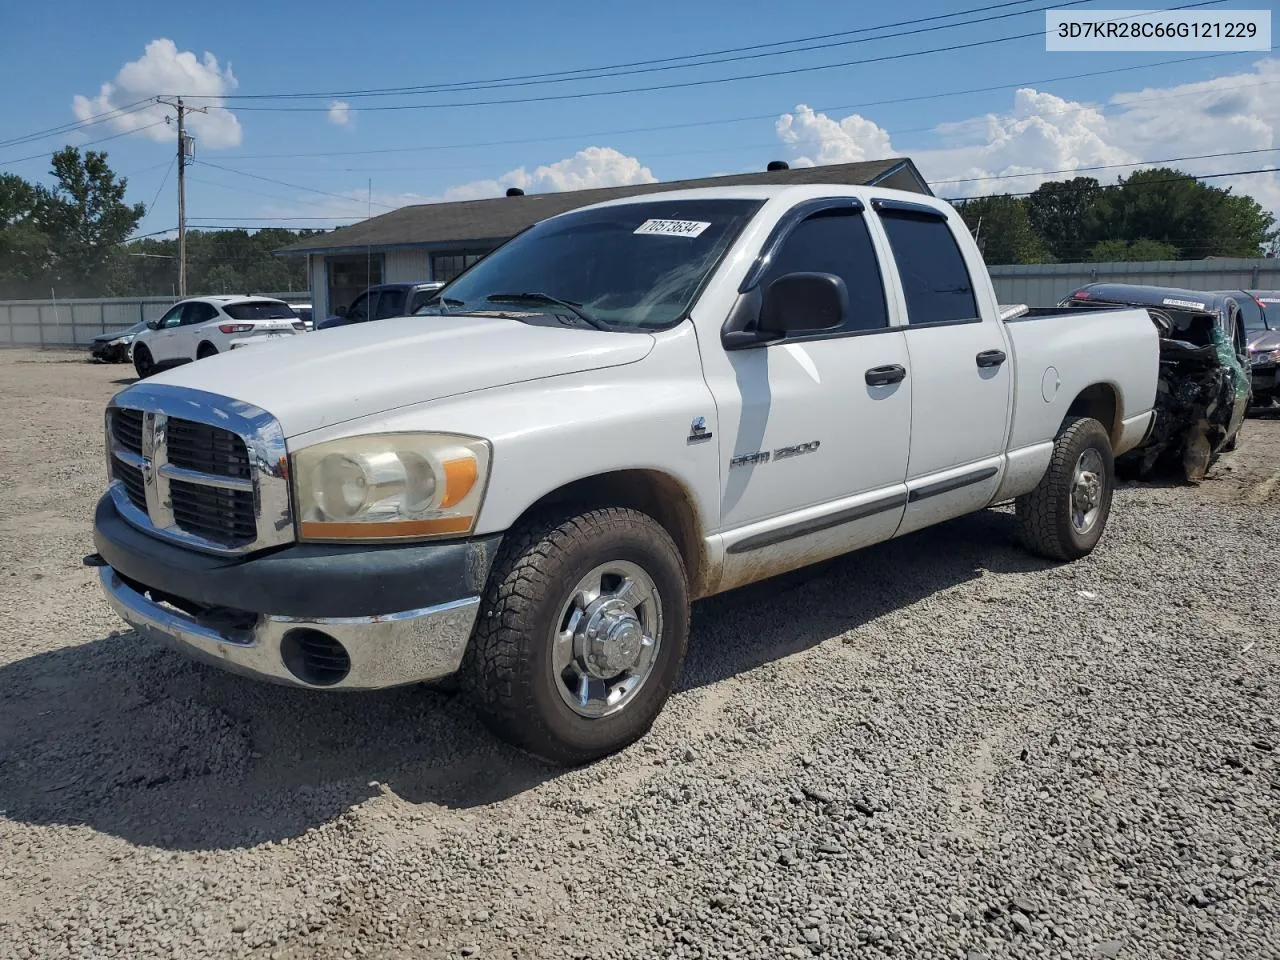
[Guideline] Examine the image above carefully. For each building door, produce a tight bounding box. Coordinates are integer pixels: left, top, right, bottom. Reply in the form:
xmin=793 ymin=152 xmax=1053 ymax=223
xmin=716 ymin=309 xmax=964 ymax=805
xmin=326 ymin=255 xmax=384 ymax=318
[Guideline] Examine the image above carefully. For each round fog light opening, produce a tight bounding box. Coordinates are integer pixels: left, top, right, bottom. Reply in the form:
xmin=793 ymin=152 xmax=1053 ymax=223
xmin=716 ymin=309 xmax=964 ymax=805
xmin=280 ymin=628 xmax=351 ymax=686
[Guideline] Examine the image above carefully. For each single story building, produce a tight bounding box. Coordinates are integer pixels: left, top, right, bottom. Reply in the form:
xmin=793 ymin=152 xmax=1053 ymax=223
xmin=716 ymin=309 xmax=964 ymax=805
xmin=276 ymin=157 xmax=931 ymax=319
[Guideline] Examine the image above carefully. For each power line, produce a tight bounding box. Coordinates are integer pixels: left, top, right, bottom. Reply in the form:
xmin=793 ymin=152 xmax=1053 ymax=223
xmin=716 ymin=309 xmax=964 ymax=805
xmin=194 ymin=159 xmax=402 ymax=211
xmin=212 ymin=50 xmax=1257 ymax=163
xmin=0 ymin=98 xmax=158 ymax=151
xmin=215 ymin=2 xmax=1229 ymax=114
xmin=215 ymin=0 xmax=1091 ymax=102
xmin=142 ymin=158 xmax=177 ymax=224
xmin=946 ymin=165 xmax=1280 ymax=201
xmin=0 ymin=119 xmax=170 ymax=168
xmin=934 ymin=146 xmax=1280 ymax=187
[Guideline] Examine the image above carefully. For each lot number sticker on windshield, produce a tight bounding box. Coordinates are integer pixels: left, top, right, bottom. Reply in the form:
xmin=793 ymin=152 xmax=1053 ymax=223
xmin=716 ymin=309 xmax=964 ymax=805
xmin=634 ymin=219 xmax=711 ymax=238
xmin=1162 ymin=296 xmax=1206 ymax=311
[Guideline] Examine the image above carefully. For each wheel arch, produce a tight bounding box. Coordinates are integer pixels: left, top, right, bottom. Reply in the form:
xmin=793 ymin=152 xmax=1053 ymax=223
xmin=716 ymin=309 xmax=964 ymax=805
xmin=1065 ymin=382 xmax=1122 ymax=447
xmin=506 ymin=468 xmax=711 ymax=599
xmin=196 ymin=340 xmax=218 ymax=357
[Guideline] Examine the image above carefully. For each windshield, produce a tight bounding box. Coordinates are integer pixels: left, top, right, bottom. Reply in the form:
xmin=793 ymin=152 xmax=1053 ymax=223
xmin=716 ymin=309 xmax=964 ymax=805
xmin=415 ymin=198 xmax=764 ymax=330
xmin=223 ymin=301 xmax=296 ymax=321
xmin=1255 ymin=294 xmax=1280 ymax=332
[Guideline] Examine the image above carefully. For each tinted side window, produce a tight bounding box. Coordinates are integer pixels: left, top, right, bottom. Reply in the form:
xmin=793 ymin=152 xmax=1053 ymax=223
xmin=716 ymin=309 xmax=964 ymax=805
xmin=410 ymin=288 xmax=439 ymax=312
xmin=880 ymin=213 xmax=979 ymax=325
xmin=347 ymin=292 xmax=371 ymax=321
xmin=158 ymin=305 xmax=184 ymax=328
xmin=188 ymin=303 xmax=218 ymax=324
xmin=762 ymin=210 xmax=888 ymax=333
xmin=373 ymin=289 xmax=407 ymax=320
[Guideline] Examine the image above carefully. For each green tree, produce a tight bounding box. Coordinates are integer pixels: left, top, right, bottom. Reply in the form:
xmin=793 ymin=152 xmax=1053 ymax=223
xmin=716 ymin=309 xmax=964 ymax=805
xmin=1027 ymin=177 xmax=1101 ymax=261
xmin=1090 ymin=167 xmax=1275 ymax=260
xmin=954 ymin=194 xmax=1050 ymax=264
xmin=0 ymin=173 xmax=51 ymax=297
xmin=39 ymin=148 xmax=145 ymax=295
xmin=1088 ymin=238 xmax=1178 ymax=262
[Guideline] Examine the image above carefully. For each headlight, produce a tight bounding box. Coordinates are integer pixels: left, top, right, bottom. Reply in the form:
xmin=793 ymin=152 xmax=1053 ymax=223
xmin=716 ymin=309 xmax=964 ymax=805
xmin=1252 ymin=348 xmax=1280 ymax=365
xmin=110 ymin=335 xmax=134 ymax=346
xmin=291 ymin=432 xmax=490 ymax=542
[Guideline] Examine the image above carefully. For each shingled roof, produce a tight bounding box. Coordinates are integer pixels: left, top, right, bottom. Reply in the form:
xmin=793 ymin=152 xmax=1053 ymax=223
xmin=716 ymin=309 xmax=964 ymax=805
xmin=277 ymin=158 xmax=930 ymax=256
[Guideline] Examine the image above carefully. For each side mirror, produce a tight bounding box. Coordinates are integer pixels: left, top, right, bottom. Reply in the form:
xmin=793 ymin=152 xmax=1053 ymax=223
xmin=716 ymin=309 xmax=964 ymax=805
xmin=147 ymin=319 xmax=161 ymax=330
xmin=759 ymin=272 xmax=848 ymax=335
xmin=334 ymin=305 xmax=349 ymax=318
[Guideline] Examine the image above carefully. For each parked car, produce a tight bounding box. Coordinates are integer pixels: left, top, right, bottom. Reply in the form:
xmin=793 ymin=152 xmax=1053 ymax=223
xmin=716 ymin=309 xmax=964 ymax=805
xmin=91 ymin=184 xmax=1158 ymax=765
xmin=90 ymin=321 xmax=148 ymax=363
xmin=130 ymin=296 xmax=305 ymax=378
xmin=316 ymin=282 xmax=445 ymax=330
xmin=1061 ymin=283 xmax=1250 ymax=480
xmin=1222 ymin=289 xmax=1280 ymax=410
xmin=286 ymin=302 xmax=314 ymax=331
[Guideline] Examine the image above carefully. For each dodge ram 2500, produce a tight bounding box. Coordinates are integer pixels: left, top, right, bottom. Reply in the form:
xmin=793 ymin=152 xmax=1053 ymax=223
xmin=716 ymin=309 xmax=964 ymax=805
xmin=92 ymin=184 xmax=1159 ymax=764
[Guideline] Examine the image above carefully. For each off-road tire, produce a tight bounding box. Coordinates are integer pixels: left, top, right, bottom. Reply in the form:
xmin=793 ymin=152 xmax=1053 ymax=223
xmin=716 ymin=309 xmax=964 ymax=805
xmin=196 ymin=342 xmax=218 ymax=359
xmin=465 ymin=507 xmax=689 ymax=766
xmin=132 ymin=346 xmax=155 ymax=379
xmin=1016 ymin=416 xmax=1114 ymax=561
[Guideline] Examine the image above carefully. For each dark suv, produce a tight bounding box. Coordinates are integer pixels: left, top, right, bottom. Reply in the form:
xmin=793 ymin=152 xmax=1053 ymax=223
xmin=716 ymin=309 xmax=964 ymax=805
xmin=316 ymin=282 xmax=445 ymax=331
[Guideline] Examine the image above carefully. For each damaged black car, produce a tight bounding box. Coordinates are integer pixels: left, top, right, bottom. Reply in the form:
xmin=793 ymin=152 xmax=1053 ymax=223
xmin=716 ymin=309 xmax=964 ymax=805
xmin=1060 ymin=283 xmax=1250 ymax=482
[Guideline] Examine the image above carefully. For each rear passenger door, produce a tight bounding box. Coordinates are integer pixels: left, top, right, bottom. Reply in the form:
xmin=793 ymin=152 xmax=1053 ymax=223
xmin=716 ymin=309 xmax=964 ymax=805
xmin=873 ymin=200 xmax=1012 ymax=534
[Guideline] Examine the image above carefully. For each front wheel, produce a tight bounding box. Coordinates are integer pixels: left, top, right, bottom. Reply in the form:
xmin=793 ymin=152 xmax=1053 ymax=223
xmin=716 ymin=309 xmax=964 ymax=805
xmin=1016 ymin=416 xmax=1114 ymax=561
xmin=132 ymin=346 xmax=155 ymax=379
xmin=465 ymin=507 xmax=689 ymax=765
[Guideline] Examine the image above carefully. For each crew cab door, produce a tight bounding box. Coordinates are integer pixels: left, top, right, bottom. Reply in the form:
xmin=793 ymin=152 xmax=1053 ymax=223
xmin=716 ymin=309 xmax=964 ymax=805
xmin=871 ymin=199 xmax=1012 ymax=534
xmin=700 ymin=200 xmax=912 ymax=590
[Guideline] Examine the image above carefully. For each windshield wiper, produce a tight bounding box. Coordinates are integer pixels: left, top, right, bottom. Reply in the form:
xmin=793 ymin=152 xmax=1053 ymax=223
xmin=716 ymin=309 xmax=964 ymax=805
xmin=485 ymin=292 xmax=606 ymax=330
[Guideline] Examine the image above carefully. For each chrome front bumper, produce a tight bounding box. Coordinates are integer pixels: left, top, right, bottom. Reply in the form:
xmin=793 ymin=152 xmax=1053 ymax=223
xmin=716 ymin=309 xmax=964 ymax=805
xmin=100 ymin=567 xmax=480 ymax=690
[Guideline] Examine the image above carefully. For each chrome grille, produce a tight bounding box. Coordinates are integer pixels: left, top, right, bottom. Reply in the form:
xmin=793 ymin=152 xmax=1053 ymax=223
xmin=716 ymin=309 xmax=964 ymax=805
xmin=167 ymin=419 xmax=251 ymax=480
xmin=112 ymin=408 xmax=144 ymax=455
xmin=113 ymin=457 xmax=147 ymax=511
xmin=169 ymin=478 xmax=257 ymax=545
xmin=105 ymin=384 xmax=292 ymax=557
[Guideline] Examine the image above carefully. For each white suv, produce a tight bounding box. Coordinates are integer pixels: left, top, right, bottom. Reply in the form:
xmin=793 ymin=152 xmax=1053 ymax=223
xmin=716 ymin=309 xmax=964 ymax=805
xmin=131 ymin=296 xmax=303 ymax=378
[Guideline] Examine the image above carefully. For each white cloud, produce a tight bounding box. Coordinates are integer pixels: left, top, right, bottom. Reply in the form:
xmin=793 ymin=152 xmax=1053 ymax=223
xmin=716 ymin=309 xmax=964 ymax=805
xmin=328 ymin=100 xmax=352 ymax=127
xmin=442 ymin=146 xmax=657 ymax=201
xmin=772 ymin=58 xmax=1280 ymax=214
xmin=774 ymin=105 xmax=895 ymax=168
xmin=72 ymin=39 xmax=242 ymax=149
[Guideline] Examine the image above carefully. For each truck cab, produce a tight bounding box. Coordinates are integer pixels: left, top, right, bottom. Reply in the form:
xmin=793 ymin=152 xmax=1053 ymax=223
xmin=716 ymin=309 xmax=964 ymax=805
xmin=92 ymin=184 xmax=1159 ymax=765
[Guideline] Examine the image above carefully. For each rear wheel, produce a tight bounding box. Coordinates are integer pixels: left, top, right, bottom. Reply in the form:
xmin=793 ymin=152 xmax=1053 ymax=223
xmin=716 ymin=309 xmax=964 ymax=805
xmin=132 ymin=345 xmax=155 ymax=379
xmin=1016 ymin=416 xmax=1114 ymax=561
xmin=465 ymin=507 xmax=689 ymax=765
xmin=196 ymin=342 xmax=218 ymax=359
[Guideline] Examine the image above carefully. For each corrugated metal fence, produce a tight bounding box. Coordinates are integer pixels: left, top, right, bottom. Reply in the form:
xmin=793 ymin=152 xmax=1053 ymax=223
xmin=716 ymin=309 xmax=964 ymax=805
xmin=989 ymin=257 xmax=1280 ymax=308
xmin=0 ymin=293 xmax=308 ymax=348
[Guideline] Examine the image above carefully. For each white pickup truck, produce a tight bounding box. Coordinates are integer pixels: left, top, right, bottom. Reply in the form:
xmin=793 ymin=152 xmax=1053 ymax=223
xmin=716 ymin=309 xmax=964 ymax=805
xmin=92 ymin=184 xmax=1158 ymax=764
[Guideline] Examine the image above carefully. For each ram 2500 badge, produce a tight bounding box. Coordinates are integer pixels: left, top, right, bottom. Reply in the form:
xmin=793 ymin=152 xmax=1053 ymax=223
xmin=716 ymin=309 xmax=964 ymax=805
xmin=91 ymin=185 xmax=1159 ymax=764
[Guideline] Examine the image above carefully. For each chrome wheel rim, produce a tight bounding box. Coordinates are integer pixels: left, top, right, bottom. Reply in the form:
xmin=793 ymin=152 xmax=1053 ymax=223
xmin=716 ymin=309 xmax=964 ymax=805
xmin=1070 ymin=448 xmax=1105 ymax=534
xmin=551 ymin=560 xmax=663 ymax=719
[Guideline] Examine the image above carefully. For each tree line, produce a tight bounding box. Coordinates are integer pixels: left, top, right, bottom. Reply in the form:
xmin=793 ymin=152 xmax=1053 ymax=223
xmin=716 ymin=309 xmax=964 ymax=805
xmin=0 ymin=147 xmax=320 ymax=300
xmin=954 ymin=168 xmax=1278 ymax=265
xmin=2 ymin=150 xmax=1278 ymax=299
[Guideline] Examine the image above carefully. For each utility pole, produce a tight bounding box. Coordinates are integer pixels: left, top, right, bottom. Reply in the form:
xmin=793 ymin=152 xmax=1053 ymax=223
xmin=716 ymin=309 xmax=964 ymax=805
xmin=157 ymin=97 xmax=206 ymax=297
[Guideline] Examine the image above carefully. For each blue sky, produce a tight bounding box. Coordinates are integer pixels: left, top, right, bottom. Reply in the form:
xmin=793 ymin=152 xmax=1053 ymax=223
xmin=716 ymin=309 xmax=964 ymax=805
xmin=1 ymin=0 xmax=1277 ymax=233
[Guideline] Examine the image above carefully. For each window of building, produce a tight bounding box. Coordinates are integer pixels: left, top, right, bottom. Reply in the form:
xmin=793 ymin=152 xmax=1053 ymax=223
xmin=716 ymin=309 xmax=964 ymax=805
xmin=327 ymin=255 xmax=384 ymax=317
xmin=431 ymin=249 xmax=491 ymax=284
xmin=879 ymin=213 xmax=978 ymax=325
xmin=760 ymin=208 xmax=888 ymax=334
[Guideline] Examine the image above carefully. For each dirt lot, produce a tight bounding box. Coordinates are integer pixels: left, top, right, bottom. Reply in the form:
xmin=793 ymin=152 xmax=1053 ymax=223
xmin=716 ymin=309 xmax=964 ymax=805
xmin=1 ymin=348 xmax=1278 ymax=960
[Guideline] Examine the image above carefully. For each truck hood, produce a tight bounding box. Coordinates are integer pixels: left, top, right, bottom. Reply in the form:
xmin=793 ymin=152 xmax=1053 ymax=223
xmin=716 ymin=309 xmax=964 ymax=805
xmin=145 ymin=314 xmax=655 ymax=436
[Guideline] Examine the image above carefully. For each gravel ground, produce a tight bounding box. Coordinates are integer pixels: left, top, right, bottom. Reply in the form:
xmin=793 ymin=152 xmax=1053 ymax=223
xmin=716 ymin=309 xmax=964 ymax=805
xmin=1 ymin=347 xmax=1278 ymax=960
